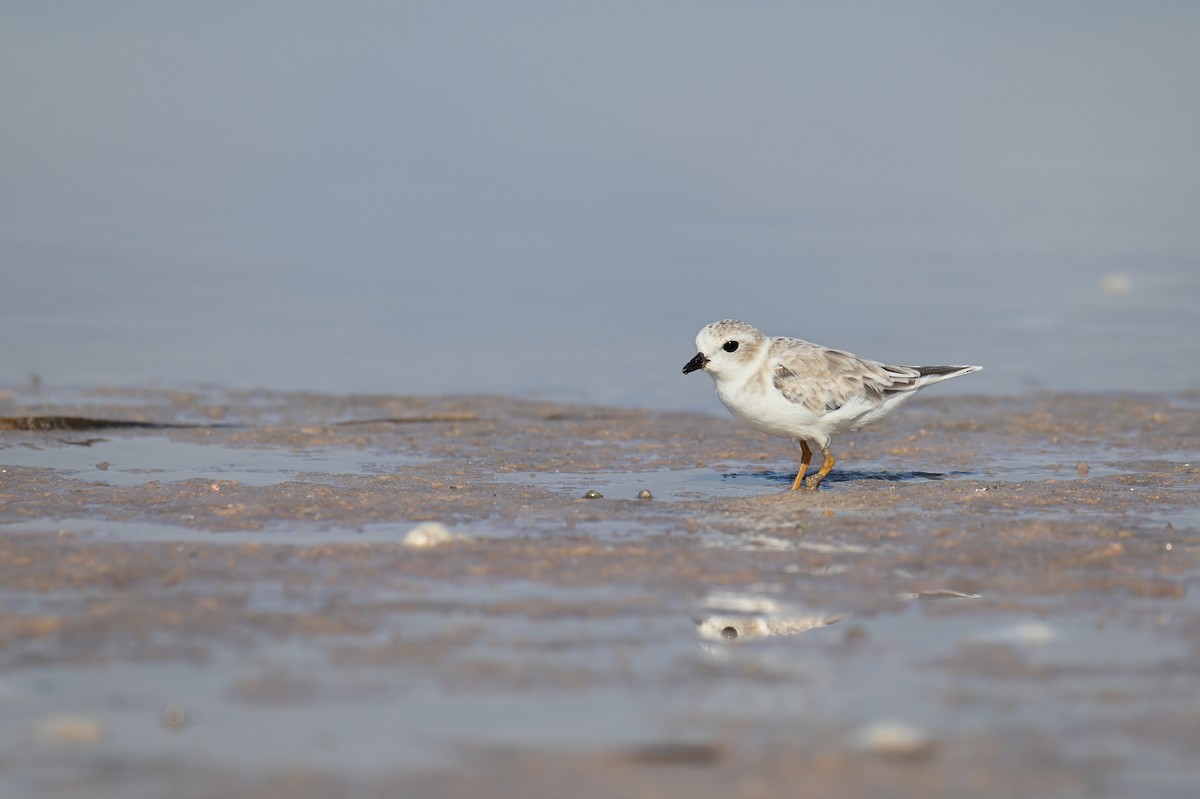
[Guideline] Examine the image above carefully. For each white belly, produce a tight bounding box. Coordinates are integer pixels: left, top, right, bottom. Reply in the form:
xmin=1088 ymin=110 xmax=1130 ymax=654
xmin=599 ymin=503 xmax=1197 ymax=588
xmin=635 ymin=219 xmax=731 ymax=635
xmin=716 ymin=382 xmax=910 ymax=447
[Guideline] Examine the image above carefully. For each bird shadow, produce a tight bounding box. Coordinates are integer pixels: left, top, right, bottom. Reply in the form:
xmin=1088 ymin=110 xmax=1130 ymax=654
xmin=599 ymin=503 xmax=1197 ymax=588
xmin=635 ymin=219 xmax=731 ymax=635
xmin=720 ymin=468 xmax=972 ymax=486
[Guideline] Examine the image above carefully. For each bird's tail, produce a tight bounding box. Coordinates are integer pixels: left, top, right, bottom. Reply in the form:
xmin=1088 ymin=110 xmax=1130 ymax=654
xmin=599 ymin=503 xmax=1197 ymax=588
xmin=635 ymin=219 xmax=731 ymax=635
xmin=905 ymin=364 xmax=982 ymax=389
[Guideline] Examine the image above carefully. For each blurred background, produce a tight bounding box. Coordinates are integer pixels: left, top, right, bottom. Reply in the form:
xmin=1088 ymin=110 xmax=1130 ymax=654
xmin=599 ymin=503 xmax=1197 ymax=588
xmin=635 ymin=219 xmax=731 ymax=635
xmin=2 ymin=1 xmax=1197 ymax=409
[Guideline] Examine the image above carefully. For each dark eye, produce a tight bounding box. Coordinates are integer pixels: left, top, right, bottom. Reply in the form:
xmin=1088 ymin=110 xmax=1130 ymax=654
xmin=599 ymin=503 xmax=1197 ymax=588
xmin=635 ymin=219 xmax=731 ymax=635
xmin=722 ymin=626 xmax=739 ymax=640
xmin=723 ymin=340 xmax=739 ymax=353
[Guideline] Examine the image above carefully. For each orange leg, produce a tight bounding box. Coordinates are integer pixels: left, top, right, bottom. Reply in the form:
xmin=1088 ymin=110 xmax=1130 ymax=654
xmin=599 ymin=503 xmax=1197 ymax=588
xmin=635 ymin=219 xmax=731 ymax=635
xmin=803 ymin=447 xmax=836 ymax=491
xmin=789 ymin=440 xmax=813 ymax=491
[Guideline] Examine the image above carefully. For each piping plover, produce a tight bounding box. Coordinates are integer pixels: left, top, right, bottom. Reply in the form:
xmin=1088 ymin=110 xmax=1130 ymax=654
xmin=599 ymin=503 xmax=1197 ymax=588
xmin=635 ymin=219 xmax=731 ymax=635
xmin=683 ymin=320 xmax=980 ymax=490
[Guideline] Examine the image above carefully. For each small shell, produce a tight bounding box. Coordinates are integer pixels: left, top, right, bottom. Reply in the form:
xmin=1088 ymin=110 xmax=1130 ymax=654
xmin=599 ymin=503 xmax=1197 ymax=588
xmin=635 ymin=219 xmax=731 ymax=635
xmin=403 ymin=522 xmax=461 ymax=548
xmin=162 ymin=704 xmax=188 ymax=729
xmin=854 ymin=720 xmax=935 ymax=761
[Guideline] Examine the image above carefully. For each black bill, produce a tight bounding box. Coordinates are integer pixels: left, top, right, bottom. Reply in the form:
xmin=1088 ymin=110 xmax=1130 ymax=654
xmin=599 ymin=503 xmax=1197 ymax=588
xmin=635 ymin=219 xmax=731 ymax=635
xmin=682 ymin=352 xmax=708 ymax=374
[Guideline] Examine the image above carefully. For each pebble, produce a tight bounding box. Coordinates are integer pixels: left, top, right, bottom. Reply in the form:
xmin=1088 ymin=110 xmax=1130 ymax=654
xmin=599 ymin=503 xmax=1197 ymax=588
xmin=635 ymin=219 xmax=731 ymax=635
xmin=637 ymin=489 xmax=653 ymax=499
xmin=583 ymin=489 xmax=603 ymax=499
xmin=1076 ymin=461 xmax=1090 ymax=476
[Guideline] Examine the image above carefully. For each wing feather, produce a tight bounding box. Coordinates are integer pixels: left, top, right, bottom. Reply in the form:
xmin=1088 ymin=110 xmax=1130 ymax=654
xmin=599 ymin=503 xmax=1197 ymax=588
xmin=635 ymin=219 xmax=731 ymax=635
xmin=769 ymin=339 xmax=921 ymax=413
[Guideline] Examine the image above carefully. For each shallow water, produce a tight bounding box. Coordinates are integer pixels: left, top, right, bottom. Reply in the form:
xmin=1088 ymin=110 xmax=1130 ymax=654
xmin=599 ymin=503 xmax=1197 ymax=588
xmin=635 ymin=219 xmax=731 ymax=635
xmin=2 ymin=6 xmax=1199 ymax=407
xmin=0 ymin=430 xmax=1123 ymax=513
xmin=0 ymin=435 xmax=426 ymax=487
xmin=3 ymin=585 xmax=1194 ymax=795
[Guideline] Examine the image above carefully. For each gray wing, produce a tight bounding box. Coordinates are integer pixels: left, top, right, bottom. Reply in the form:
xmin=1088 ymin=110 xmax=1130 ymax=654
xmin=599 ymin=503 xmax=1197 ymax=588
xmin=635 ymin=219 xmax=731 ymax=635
xmin=770 ymin=340 xmax=923 ymax=413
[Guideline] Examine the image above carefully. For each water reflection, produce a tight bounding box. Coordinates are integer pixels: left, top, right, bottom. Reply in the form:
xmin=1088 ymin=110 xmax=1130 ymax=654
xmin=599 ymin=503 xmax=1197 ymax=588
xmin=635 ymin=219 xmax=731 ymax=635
xmin=721 ymin=468 xmax=969 ymax=486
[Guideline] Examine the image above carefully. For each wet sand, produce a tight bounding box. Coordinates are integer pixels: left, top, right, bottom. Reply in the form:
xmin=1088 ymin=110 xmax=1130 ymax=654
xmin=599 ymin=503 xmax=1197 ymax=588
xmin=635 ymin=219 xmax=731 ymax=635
xmin=1 ymin=387 xmax=1198 ymax=798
